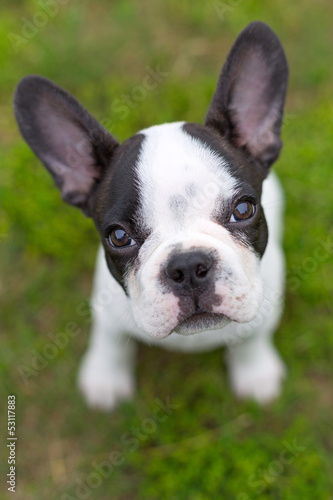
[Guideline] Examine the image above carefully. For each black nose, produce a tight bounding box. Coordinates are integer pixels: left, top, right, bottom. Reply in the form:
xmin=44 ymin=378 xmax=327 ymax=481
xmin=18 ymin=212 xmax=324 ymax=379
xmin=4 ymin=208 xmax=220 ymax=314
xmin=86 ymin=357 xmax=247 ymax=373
xmin=164 ymin=251 xmax=213 ymax=290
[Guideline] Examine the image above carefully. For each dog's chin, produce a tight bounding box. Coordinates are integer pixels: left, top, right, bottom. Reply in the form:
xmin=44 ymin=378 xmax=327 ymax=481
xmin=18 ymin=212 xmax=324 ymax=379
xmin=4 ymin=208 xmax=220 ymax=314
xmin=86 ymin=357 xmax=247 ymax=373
xmin=173 ymin=312 xmax=231 ymax=336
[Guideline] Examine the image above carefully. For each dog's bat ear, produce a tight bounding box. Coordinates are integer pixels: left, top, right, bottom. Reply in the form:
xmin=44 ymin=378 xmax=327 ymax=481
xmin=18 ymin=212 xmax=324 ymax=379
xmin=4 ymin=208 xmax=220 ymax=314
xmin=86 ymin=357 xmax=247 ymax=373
xmin=205 ymin=21 xmax=288 ymax=171
xmin=14 ymin=75 xmax=119 ymax=216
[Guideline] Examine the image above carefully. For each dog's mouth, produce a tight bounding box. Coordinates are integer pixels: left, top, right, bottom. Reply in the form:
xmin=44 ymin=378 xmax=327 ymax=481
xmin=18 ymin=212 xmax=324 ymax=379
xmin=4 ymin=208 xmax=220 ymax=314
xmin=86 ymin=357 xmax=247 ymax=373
xmin=173 ymin=310 xmax=230 ymax=335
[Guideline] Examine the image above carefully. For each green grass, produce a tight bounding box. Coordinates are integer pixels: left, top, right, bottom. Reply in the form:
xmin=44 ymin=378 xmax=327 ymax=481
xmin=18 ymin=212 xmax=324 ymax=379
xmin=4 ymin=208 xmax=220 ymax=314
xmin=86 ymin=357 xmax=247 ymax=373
xmin=1 ymin=1 xmax=333 ymax=498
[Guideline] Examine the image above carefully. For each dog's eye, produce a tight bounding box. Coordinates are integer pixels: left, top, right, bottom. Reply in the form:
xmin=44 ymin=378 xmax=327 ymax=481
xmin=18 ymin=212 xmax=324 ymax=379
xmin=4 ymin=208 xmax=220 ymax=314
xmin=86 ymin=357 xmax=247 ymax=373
xmin=230 ymin=201 xmax=256 ymax=222
xmin=108 ymin=228 xmax=136 ymax=248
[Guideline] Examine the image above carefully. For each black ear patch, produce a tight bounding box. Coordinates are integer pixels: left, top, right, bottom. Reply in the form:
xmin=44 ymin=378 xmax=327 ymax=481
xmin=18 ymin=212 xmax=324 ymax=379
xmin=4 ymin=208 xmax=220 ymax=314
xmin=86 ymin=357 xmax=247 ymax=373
xmin=14 ymin=75 xmax=119 ymax=216
xmin=205 ymin=21 xmax=288 ymax=171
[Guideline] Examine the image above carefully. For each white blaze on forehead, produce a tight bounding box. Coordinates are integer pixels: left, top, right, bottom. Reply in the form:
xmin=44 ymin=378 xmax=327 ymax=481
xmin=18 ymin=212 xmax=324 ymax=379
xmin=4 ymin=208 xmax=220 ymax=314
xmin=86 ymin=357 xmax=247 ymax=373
xmin=135 ymin=122 xmax=238 ymax=233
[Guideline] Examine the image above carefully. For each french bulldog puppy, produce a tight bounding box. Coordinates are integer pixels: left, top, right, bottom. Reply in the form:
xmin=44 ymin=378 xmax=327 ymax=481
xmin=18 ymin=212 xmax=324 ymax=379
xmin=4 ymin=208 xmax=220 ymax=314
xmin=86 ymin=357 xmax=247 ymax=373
xmin=14 ymin=21 xmax=288 ymax=411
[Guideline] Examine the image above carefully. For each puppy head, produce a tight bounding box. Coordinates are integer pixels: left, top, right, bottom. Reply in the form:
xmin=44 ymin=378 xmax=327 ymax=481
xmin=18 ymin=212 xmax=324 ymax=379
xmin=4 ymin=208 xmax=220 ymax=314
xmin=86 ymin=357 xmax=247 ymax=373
xmin=14 ymin=22 xmax=288 ymax=339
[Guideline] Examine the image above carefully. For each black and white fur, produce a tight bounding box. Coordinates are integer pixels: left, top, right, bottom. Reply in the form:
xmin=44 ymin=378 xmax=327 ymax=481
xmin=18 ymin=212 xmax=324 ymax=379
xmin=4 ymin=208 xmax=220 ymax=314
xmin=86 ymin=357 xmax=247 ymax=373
xmin=14 ymin=22 xmax=289 ymax=410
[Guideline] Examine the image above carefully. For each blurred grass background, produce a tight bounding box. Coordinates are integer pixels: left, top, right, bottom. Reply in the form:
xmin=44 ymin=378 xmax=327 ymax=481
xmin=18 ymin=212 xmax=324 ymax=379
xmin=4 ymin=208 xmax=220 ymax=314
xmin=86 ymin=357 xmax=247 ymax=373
xmin=0 ymin=0 xmax=333 ymax=499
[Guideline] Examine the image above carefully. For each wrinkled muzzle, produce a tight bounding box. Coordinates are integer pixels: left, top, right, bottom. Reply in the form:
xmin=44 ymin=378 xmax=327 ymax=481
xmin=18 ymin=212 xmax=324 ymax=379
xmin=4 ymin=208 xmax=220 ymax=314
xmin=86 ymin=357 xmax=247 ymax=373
xmin=126 ymin=228 xmax=263 ymax=339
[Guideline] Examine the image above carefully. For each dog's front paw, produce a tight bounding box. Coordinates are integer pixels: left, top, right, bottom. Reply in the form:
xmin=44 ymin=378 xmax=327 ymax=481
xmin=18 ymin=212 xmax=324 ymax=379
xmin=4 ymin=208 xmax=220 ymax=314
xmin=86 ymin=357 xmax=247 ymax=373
xmin=77 ymin=355 xmax=135 ymax=411
xmin=228 ymin=344 xmax=286 ymax=405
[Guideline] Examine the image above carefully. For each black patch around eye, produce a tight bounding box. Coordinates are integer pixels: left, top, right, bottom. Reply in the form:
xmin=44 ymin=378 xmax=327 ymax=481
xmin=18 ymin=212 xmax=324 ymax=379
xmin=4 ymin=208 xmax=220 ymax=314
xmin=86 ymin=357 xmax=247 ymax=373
xmin=182 ymin=123 xmax=269 ymax=258
xmin=227 ymin=208 xmax=268 ymax=257
xmin=91 ymin=133 xmax=147 ymax=290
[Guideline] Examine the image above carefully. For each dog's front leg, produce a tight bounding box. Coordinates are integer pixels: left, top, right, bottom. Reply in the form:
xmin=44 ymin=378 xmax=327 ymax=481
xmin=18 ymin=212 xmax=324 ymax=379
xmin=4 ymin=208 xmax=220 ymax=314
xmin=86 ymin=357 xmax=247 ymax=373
xmin=226 ymin=332 xmax=286 ymax=405
xmin=77 ymin=316 xmax=136 ymax=411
